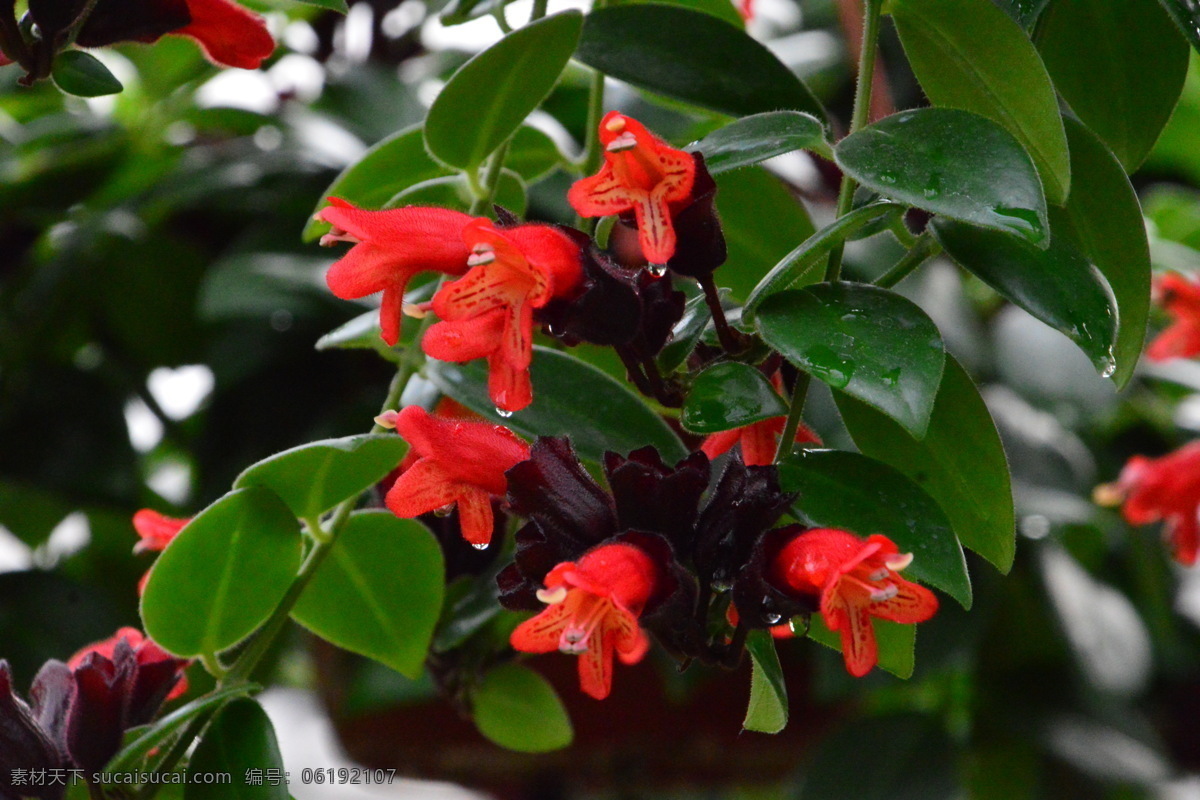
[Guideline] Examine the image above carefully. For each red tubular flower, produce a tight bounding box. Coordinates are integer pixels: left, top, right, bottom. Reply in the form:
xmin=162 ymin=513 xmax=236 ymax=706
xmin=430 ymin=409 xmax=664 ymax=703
xmin=510 ymin=542 xmax=658 ymax=699
xmin=1095 ymin=441 xmax=1200 ymax=566
xmin=422 ymin=219 xmax=584 ymax=412
xmin=771 ymin=528 xmax=938 ymax=677
xmin=132 ymin=509 xmax=188 ymax=554
xmin=385 ymin=405 xmax=529 ymax=547
xmin=1147 ymin=272 xmax=1200 ymax=362
xmin=32 ymin=0 xmax=274 ymax=69
xmin=316 ymin=199 xmax=474 ymax=346
xmin=701 ymin=374 xmax=821 ymax=466
xmin=68 ymin=628 xmax=190 ymax=704
xmin=568 ymin=111 xmax=696 ymax=264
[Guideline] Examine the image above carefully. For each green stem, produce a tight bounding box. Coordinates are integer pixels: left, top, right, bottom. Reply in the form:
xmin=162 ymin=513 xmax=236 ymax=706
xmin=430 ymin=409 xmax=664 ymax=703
xmin=773 ymin=373 xmax=812 ymax=464
xmin=468 ymin=140 xmax=511 ymax=216
xmin=491 ymin=3 xmax=513 ymax=33
xmin=823 ymin=0 xmax=884 ymax=284
xmin=875 ymin=231 xmax=941 ymax=289
xmin=531 ymin=0 xmax=549 ymax=22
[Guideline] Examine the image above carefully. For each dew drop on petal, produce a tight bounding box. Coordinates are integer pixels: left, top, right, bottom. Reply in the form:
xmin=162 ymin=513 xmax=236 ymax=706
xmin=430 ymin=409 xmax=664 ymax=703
xmin=495 ymin=407 xmax=513 ymax=418
xmin=647 ymin=263 xmax=667 ymax=277
xmin=471 ymin=542 xmax=489 ymax=550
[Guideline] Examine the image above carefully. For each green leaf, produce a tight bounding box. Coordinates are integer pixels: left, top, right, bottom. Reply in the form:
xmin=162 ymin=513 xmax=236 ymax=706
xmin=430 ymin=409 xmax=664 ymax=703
xmin=657 ymin=288 xmax=711 ymax=373
xmin=1037 ymin=0 xmax=1188 ymax=172
xmin=991 ymin=0 xmax=1051 ymax=29
xmin=292 ymin=511 xmax=444 ymax=679
xmin=426 ymin=345 xmax=687 ymax=463
xmin=836 ymin=356 xmax=1015 ymax=573
xmin=186 ymin=700 xmax=287 ymax=800
xmin=425 ymin=11 xmax=583 ymax=170
xmin=798 ymin=713 xmax=961 ymax=799
xmin=303 ymin=125 xmax=449 ymax=242
xmin=235 ymin=435 xmax=408 ymax=520
xmin=472 ymin=664 xmax=573 ymax=752
xmin=757 ymin=284 xmax=945 ymax=438
xmin=52 ymin=51 xmax=123 ymax=97
xmin=681 ymin=362 xmax=786 ymax=434
xmin=932 ymin=211 xmax=1118 ymax=378
xmin=743 ymin=630 xmax=788 ymax=734
xmin=715 ymin=167 xmax=819 ymax=302
xmin=1157 ymin=0 xmax=1200 ymax=54
xmin=890 ymin=0 xmax=1071 ymax=204
xmin=440 ymin=0 xmax=518 ymax=26
xmin=142 ymin=487 xmax=303 ymax=658
xmin=779 ymin=450 xmax=971 ymax=608
xmin=690 ymin=111 xmax=828 ymax=174
xmin=806 ymin=615 xmax=916 ymax=679
xmin=385 ymin=170 xmax=528 ymax=218
xmin=835 ymin=108 xmax=1047 ymax=246
xmin=314 ymin=310 xmax=401 ymax=363
xmin=576 ymin=4 xmax=826 ymax=120
xmin=505 ymin=125 xmax=565 ymax=184
xmin=627 ymin=0 xmax=746 ymax=26
xmin=742 ymin=203 xmax=904 ymax=318
xmin=295 ymin=0 xmax=348 ymax=12
xmin=107 ymin=684 xmax=259 ymax=774
xmin=1061 ymin=118 xmax=1152 ymax=389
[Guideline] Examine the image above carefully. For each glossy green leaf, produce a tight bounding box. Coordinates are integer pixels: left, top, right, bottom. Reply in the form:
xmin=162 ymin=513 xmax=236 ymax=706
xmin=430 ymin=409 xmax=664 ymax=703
xmin=295 ymin=0 xmax=348 ymax=12
xmin=576 ymin=4 xmax=826 ymax=120
xmin=689 ymin=111 xmax=828 ymax=174
xmin=314 ymin=310 xmax=401 ymax=363
xmin=107 ymin=685 xmax=259 ymax=774
xmin=682 ymin=362 xmax=786 ymax=434
xmin=757 ymin=284 xmax=945 ymax=438
xmin=779 ymin=450 xmax=971 ymax=607
xmin=991 ymin=0 xmax=1051 ymax=29
xmin=293 ymin=512 xmax=444 ymax=679
xmin=505 ymin=125 xmax=565 ymax=184
xmin=52 ymin=51 xmax=123 ymax=97
xmin=142 ymin=487 xmax=302 ymax=658
xmin=932 ymin=212 xmax=1118 ymax=378
xmin=835 ymin=108 xmax=1047 ymax=246
xmin=426 ymin=346 xmax=686 ymax=463
xmin=742 ymin=203 xmax=904 ymax=318
xmin=743 ymin=630 xmax=787 ymax=734
xmin=715 ymin=167 xmax=819 ymax=302
xmin=657 ymin=287 xmax=710 ymax=373
xmin=806 ymin=615 xmax=916 ymax=679
xmin=627 ymin=0 xmax=745 ymax=26
xmin=836 ymin=356 xmax=1015 ymax=573
xmin=425 ymin=11 xmax=583 ymax=170
xmin=385 ymin=170 xmax=528 ymax=217
xmin=303 ymin=125 xmax=449 ymax=241
xmin=798 ymin=713 xmax=960 ymax=799
xmin=891 ymin=0 xmax=1071 ymax=204
xmin=1037 ymin=0 xmax=1188 ymax=171
xmin=1157 ymin=0 xmax=1200 ymax=54
xmin=472 ymin=664 xmax=573 ymax=752
xmin=186 ymin=700 xmax=287 ymax=800
xmin=235 ymin=435 xmax=408 ymax=520
xmin=439 ymin=0 xmax=517 ymax=26
xmin=1061 ymin=118 xmax=1152 ymax=389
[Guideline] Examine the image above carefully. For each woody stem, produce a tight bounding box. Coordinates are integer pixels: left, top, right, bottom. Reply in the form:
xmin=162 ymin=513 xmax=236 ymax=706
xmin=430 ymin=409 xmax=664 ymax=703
xmin=823 ymin=0 xmax=883 ymax=284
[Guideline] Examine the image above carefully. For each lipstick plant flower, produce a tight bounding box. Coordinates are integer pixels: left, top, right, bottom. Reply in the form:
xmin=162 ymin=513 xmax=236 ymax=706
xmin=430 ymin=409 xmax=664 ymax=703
xmin=1146 ymin=272 xmax=1200 ymax=362
xmin=422 ymin=218 xmax=584 ymax=412
xmin=316 ymin=199 xmax=475 ymax=346
xmin=1095 ymin=441 xmax=1200 ymax=566
xmin=770 ymin=528 xmax=938 ymax=677
xmin=510 ymin=542 xmax=658 ymax=699
xmin=568 ymin=112 xmax=697 ymax=265
xmin=381 ymin=405 xmax=529 ymax=548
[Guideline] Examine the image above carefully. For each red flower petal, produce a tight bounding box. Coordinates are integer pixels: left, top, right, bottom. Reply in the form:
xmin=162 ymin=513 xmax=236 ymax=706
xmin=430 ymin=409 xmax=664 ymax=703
xmin=422 ymin=309 xmax=507 ymax=363
xmin=175 ymin=0 xmax=275 ymax=69
xmin=384 ymin=459 xmax=461 ymax=518
xmin=393 ymin=406 xmax=528 ymax=494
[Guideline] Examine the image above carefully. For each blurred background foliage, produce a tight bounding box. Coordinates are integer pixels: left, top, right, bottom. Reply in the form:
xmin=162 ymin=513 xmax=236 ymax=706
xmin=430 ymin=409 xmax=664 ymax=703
xmin=4 ymin=0 xmax=1200 ymax=797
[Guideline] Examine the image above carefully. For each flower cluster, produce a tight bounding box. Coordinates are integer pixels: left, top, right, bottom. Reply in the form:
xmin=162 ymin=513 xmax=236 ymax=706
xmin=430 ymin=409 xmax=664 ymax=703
xmin=0 ymin=629 xmax=188 ymax=795
xmin=316 ymin=113 xmax=727 ymax=412
xmin=1147 ymin=272 xmax=1200 ymax=362
xmin=1096 ymin=441 xmax=1200 ymax=566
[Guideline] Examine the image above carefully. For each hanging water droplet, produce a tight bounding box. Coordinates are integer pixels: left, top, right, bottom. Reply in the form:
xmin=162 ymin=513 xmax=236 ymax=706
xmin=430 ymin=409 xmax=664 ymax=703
xmin=496 ymin=407 xmax=513 ymax=418
xmin=471 ymin=542 xmax=489 ymax=551
xmin=764 ymin=613 xmax=782 ymax=624
xmin=1100 ymin=357 xmax=1117 ymax=379
xmin=647 ymin=263 xmax=667 ymax=277
xmin=711 ymin=579 xmax=732 ymax=593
